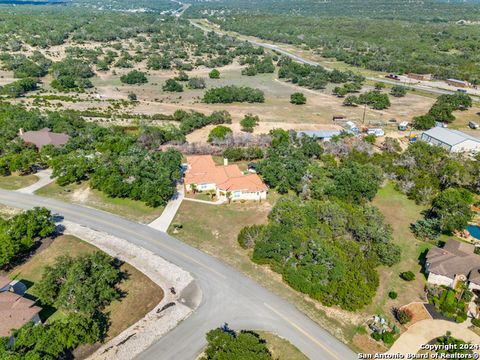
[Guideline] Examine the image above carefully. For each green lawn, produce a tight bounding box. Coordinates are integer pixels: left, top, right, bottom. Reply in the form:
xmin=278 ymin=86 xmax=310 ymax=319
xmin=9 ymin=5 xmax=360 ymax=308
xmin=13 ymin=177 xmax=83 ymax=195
xmin=370 ymin=182 xmax=432 ymax=318
xmin=9 ymin=235 xmax=163 ymax=340
xmin=35 ymin=181 xmax=165 ymax=224
xmin=0 ymin=174 xmax=38 ymax=190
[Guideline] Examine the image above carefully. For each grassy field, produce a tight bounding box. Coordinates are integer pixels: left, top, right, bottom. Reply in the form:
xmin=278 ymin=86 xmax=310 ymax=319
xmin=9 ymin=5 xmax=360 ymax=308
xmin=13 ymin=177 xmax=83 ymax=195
xmin=35 ymin=181 xmax=165 ymax=224
xmin=0 ymin=174 xmax=38 ymax=190
xmin=370 ymin=182 xmax=432 ymax=317
xmin=9 ymin=234 xmax=163 ymax=341
xmin=257 ymin=331 xmax=309 ymax=360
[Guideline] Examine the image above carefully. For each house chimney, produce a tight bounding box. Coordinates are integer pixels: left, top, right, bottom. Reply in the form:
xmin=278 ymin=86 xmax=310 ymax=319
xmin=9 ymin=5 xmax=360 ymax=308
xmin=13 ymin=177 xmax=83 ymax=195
xmin=19 ymin=128 xmax=24 ymax=136
xmin=223 ymin=158 xmax=228 ymax=166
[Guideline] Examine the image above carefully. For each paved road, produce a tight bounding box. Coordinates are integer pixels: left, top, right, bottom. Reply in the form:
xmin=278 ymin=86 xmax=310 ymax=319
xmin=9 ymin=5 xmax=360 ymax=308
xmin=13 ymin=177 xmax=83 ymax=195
xmin=189 ymin=20 xmax=479 ymax=101
xmin=0 ymin=189 xmax=356 ymax=360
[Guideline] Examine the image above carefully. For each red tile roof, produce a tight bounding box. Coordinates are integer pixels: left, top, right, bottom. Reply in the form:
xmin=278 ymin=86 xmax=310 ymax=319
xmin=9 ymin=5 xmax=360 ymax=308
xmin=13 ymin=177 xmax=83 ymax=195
xmin=185 ymin=155 xmax=267 ymax=193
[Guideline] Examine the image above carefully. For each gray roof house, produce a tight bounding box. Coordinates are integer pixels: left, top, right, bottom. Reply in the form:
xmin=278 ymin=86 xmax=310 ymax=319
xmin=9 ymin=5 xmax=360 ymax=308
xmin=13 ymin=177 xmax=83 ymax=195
xmin=426 ymin=240 xmax=480 ymax=291
xmin=421 ymin=127 xmax=480 ymax=153
xmin=297 ymin=130 xmax=342 ymax=141
xmin=19 ymin=128 xmax=70 ymax=149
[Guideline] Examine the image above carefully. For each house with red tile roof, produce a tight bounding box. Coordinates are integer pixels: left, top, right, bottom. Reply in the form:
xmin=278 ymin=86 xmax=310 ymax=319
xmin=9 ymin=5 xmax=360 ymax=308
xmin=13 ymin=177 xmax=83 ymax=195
xmin=184 ymin=155 xmax=267 ymax=201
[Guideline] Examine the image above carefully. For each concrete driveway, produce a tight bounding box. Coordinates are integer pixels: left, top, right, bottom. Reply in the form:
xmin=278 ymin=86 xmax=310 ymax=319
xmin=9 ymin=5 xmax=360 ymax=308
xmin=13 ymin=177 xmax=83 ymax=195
xmin=388 ymin=319 xmax=480 ymax=355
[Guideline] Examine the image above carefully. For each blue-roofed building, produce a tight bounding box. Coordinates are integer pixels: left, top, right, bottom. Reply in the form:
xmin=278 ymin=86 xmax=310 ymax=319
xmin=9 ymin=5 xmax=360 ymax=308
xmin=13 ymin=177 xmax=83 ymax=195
xmin=421 ymin=127 xmax=480 ymax=153
xmin=297 ymin=130 xmax=342 ymax=141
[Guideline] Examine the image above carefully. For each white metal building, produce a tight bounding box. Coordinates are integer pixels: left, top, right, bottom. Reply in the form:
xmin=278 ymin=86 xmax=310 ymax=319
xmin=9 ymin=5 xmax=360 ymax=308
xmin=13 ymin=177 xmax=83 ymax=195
xmin=421 ymin=127 xmax=480 ymax=153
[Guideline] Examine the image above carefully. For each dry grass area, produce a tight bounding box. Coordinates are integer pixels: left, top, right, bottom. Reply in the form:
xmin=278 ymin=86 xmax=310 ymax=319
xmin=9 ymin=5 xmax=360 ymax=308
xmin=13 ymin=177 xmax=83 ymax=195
xmin=369 ymin=183 xmax=433 ymax=321
xmin=0 ymin=174 xmax=38 ymax=190
xmin=257 ymin=331 xmax=309 ymax=360
xmin=9 ymin=234 xmax=163 ymax=341
xmin=0 ymin=204 xmax=21 ymax=219
xmin=400 ymin=302 xmax=432 ymax=328
xmin=35 ymin=181 xmax=164 ymax=224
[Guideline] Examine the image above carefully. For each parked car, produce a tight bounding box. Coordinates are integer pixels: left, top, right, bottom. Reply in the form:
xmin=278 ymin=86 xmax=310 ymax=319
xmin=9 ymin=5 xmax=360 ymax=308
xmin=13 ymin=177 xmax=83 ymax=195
xmin=367 ymin=128 xmax=385 ymax=137
xmin=469 ymin=121 xmax=479 ymax=129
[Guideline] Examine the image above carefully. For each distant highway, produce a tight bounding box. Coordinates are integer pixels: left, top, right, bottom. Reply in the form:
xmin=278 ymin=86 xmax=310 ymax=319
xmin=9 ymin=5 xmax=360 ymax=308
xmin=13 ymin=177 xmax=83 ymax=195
xmin=189 ymin=20 xmax=479 ymax=101
xmin=0 ymin=190 xmax=357 ymax=360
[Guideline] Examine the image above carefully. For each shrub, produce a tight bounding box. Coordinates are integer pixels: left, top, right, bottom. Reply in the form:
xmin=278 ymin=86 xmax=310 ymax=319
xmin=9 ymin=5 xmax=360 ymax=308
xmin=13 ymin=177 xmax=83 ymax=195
xmin=209 ymin=69 xmax=220 ymax=79
xmin=290 ymin=92 xmax=306 ymax=105
xmin=208 ymin=125 xmax=232 ymax=143
xmin=188 ymin=77 xmax=206 ymax=89
xmin=400 ymin=271 xmax=415 ymax=281
xmin=388 ymin=291 xmax=398 ymax=299
xmin=382 ymin=332 xmax=395 ymax=345
xmin=175 ymin=71 xmax=189 ymax=81
xmin=163 ymin=79 xmax=183 ymax=92
xmin=395 ymin=308 xmax=413 ymax=325
xmin=237 ymin=224 xmax=264 ymax=249
xmin=120 ymin=70 xmax=148 ymax=85
xmin=391 ymin=85 xmax=407 ymax=97
xmin=456 ymin=312 xmax=468 ymax=323
xmin=203 ymin=86 xmax=264 ymax=104
xmin=240 ymin=114 xmax=260 ymax=133
xmin=472 ymin=318 xmax=480 ymax=328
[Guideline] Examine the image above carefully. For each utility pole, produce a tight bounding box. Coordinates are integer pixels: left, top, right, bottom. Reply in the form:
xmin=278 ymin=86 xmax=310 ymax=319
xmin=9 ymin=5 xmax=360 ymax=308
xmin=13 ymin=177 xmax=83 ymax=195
xmin=362 ymin=103 xmax=367 ymax=125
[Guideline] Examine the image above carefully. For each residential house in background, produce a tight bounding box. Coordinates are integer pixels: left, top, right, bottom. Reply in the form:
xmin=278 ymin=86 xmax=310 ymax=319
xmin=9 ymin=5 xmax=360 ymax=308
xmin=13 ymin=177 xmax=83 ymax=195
xmin=297 ymin=130 xmax=342 ymax=141
xmin=184 ymin=155 xmax=267 ymax=201
xmin=0 ymin=276 xmax=41 ymax=337
xmin=421 ymin=127 xmax=480 ymax=153
xmin=425 ymin=240 xmax=480 ymax=291
xmin=446 ymin=78 xmax=469 ymax=88
xmin=19 ymin=128 xmax=70 ymax=149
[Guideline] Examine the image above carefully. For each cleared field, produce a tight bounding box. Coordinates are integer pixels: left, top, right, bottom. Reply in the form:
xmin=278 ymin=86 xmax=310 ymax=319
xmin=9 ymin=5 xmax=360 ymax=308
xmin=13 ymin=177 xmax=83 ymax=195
xmin=370 ymin=183 xmax=432 ymax=317
xmin=9 ymin=234 xmax=163 ymax=341
xmin=0 ymin=174 xmax=38 ymax=190
xmin=35 ymin=181 xmax=164 ymax=224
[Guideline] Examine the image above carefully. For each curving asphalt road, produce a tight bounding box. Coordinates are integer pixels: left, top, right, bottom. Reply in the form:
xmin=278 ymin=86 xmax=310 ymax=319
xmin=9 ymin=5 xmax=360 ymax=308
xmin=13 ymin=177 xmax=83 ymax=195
xmin=189 ymin=20 xmax=480 ymax=102
xmin=0 ymin=189 xmax=356 ymax=360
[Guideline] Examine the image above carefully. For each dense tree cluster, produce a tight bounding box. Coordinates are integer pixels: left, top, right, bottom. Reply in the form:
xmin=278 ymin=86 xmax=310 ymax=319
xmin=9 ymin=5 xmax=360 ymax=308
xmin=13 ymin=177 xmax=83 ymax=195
xmin=246 ymin=194 xmax=398 ymax=310
xmin=223 ymin=146 xmax=264 ymax=161
xmin=0 ymin=207 xmax=56 ymax=268
xmin=241 ymin=56 xmax=275 ymax=76
xmin=120 ymin=70 xmax=148 ymax=85
xmin=202 ymin=327 xmax=272 ymax=360
xmin=174 ymin=109 xmax=232 ymax=135
xmin=413 ymin=93 xmax=472 ymax=130
xmin=203 ymin=85 xmax=265 ymax=104
xmin=278 ymin=57 xmax=364 ymax=90
xmin=206 ymin=4 xmax=480 ymax=81
xmin=1 ymin=251 xmax=123 ymax=359
xmin=0 ymin=104 xmax=185 ymax=207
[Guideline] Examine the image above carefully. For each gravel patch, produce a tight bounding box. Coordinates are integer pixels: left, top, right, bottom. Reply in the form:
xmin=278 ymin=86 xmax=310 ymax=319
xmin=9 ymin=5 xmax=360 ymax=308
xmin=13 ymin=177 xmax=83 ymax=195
xmin=63 ymin=221 xmax=200 ymax=360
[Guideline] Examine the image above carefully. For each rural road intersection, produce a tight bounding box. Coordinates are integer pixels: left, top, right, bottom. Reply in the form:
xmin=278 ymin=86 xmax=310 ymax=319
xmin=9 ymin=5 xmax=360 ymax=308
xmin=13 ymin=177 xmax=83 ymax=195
xmin=0 ymin=189 xmax=356 ymax=360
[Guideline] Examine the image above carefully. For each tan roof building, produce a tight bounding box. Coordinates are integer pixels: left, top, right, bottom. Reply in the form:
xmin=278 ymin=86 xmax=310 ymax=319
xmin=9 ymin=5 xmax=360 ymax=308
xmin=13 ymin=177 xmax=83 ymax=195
xmin=0 ymin=278 xmax=41 ymax=337
xmin=19 ymin=128 xmax=70 ymax=149
xmin=426 ymin=239 xmax=480 ymax=290
xmin=185 ymin=155 xmax=267 ymax=201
